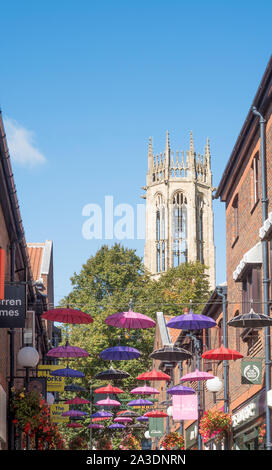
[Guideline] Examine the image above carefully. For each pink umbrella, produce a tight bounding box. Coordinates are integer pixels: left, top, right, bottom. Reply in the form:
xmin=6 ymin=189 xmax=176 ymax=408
xmin=105 ymin=309 xmax=156 ymax=330
xmin=46 ymin=341 xmax=89 ymax=358
xmin=130 ymin=385 xmax=159 ymax=395
xmin=180 ymin=368 xmax=215 ymax=382
xmin=114 ymin=417 xmax=133 ymax=423
xmin=96 ymin=396 xmax=121 ymax=407
xmin=88 ymin=424 xmax=104 ymax=429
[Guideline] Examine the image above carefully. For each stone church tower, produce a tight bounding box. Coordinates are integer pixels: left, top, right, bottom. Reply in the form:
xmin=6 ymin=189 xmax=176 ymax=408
xmin=142 ymin=131 xmax=216 ymax=290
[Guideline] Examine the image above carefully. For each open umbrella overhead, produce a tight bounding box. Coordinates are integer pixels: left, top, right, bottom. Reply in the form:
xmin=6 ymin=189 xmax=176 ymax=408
xmin=202 ymin=345 xmax=243 ymax=361
xmin=114 ymin=417 xmax=133 ymax=423
xmin=228 ymin=308 xmax=272 ymax=328
xmin=167 ymin=384 xmax=196 ymax=395
xmin=180 ymin=368 xmax=215 ymax=382
xmin=130 ymin=385 xmax=159 ymax=395
xmin=136 ymin=416 xmax=149 ymax=422
xmin=109 ymin=423 xmax=125 ymax=429
xmin=46 ymin=341 xmax=89 ymax=358
xmin=144 ymin=410 xmax=168 ymax=418
xmin=117 ymin=410 xmax=140 ymax=417
xmin=166 ymin=309 xmax=216 ymax=330
xmin=105 ymin=309 xmax=156 ymax=330
xmin=41 ymin=308 xmax=93 ymax=324
xmin=99 ymin=346 xmax=141 ymax=361
xmin=94 ymin=383 xmax=124 ymax=394
xmin=62 ymin=409 xmax=88 ymax=417
xmin=64 ymin=396 xmax=90 ymax=405
xmin=127 ymin=399 xmax=154 ymax=407
xmin=136 ymin=369 xmax=171 ymax=381
xmin=88 ymin=424 xmax=104 ymax=429
xmin=91 ymin=410 xmax=113 ymax=418
xmin=66 ymin=422 xmax=83 ymax=428
xmin=149 ymin=345 xmax=192 ymax=361
xmin=94 ymin=367 xmax=130 ymax=381
xmin=50 ymin=366 xmax=85 ymax=378
xmin=96 ymin=396 xmax=121 ymax=407
xmin=65 ymin=384 xmax=88 ymax=393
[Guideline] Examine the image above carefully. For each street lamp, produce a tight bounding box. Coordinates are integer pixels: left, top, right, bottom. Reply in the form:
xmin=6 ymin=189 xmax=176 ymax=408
xmin=206 ymin=377 xmax=223 ymax=403
xmin=167 ymin=406 xmax=173 ymax=417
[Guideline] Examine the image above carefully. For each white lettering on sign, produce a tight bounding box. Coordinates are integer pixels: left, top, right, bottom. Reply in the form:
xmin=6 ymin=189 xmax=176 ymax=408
xmin=232 ymin=403 xmax=256 ymax=428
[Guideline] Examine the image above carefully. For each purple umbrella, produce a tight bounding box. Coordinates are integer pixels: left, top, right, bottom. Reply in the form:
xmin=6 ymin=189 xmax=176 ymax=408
xmin=50 ymin=366 xmax=85 ymax=378
xmin=99 ymin=346 xmax=141 ymax=361
xmin=136 ymin=416 xmax=149 ymax=422
xmin=46 ymin=341 xmax=89 ymax=358
xmin=62 ymin=409 xmax=88 ymax=417
xmin=96 ymin=396 xmax=121 ymax=407
xmin=91 ymin=410 xmax=113 ymax=418
xmin=167 ymin=384 xmax=195 ymax=395
xmin=130 ymin=385 xmax=159 ymax=395
xmin=88 ymin=424 xmax=104 ymax=429
xmin=166 ymin=309 xmax=216 ymax=330
xmin=105 ymin=309 xmax=156 ymax=330
xmin=109 ymin=423 xmax=125 ymax=429
xmin=127 ymin=399 xmax=154 ymax=406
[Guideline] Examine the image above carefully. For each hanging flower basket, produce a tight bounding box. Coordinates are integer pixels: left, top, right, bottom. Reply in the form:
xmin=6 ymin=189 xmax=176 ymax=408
xmin=199 ymin=410 xmax=232 ymax=444
xmin=96 ymin=436 xmax=112 ymax=450
xmin=161 ymin=432 xmax=185 ymax=450
xmin=119 ymin=433 xmax=141 ymax=450
xmin=258 ymin=423 xmax=266 ymax=445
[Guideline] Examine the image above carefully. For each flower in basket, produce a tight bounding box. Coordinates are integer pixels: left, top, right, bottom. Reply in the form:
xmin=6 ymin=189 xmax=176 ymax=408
xmin=10 ymin=388 xmax=43 ymax=434
xmin=258 ymin=423 xmax=266 ymax=444
xmin=199 ymin=410 xmax=232 ymax=444
xmin=161 ymin=432 xmax=185 ymax=450
xmin=120 ymin=433 xmax=141 ymax=450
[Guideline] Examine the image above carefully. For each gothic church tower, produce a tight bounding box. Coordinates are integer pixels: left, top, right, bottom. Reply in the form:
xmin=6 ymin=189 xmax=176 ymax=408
xmin=143 ymin=132 xmax=215 ymax=290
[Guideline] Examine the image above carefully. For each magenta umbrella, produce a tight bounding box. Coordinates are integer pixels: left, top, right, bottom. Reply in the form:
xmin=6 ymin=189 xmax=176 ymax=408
xmin=96 ymin=396 xmax=121 ymax=407
xmin=114 ymin=417 xmax=133 ymax=423
xmin=88 ymin=424 xmax=104 ymax=429
xmin=46 ymin=341 xmax=89 ymax=358
xmin=62 ymin=409 xmax=88 ymax=417
xmin=130 ymin=385 xmax=159 ymax=395
xmin=180 ymin=368 xmax=215 ymax=382
xmin=105 ymin=309 xmax=156 ymax=330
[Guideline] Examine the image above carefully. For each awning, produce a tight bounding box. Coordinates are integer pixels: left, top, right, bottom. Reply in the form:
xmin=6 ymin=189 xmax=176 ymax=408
xmin=233 ymin=242 xmax=262 ymax=282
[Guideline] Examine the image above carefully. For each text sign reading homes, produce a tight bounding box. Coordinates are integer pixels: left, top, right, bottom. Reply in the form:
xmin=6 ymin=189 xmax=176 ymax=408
xmin=0 ymin=284 xmax=26 ymax=328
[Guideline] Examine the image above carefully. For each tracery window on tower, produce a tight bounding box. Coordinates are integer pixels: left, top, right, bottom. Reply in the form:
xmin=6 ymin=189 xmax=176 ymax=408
xmin=155 ymin=193 xmax=166 ymax=273
xmin=196 ymin=195 xmax=204 ymax=264
xmin=172 ymin=191 xmax=187 ymax=267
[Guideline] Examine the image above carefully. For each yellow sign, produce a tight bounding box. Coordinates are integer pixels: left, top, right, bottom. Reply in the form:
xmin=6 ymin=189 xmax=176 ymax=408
xmin=50 ymin=404 xmax=69 ymax=423
xmin=37 ymin=365 xmax=65 ymax=392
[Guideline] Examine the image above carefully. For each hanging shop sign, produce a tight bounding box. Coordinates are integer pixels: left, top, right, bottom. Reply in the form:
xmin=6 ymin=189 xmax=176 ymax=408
xmin=37 ymin=365 xmax=65 ymax=392
xmin=149 ymin=418 xmax=164 ymax=438
xmin=232 ymin=390 xmax=265 ymax=430
xmin=0 ymin=284 xmax=26 ymax=328
xmin=50 ymin=404 xmax=69 ymax=424
xmin=172 ymin=394 xmax=198 ymax=421
xmin=185 ymin=422 xmax=198 ymax=449
xmin=241 ymin=360 xmax=262 ymax=385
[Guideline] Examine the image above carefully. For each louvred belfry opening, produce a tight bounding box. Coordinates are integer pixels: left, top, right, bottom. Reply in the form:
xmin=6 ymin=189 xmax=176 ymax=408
xmin=0 ymin=248 xmax=5 ymax=300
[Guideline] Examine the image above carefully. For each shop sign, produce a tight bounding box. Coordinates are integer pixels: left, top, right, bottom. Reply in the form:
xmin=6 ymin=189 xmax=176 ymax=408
xmin=0 ymin=284 xmax=26 ymax=328
xmin=149 ymin=417 xmax=164 ymax=437
xmin=241 ymin=360 xmax=262 ymax=385
xmin=185 ymin=422 xmax=198 ymax=448
xmin=37 ymin=365 xmax=65 ymax=392
xmin=50 ymin=404 xmax=69 ymax=423
xmin=232 ymin=402 xmax=257 ymax=428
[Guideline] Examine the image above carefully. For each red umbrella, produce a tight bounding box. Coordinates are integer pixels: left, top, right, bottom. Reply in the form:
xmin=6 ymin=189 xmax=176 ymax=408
xmin=202 ymin=345 xmax=243 ymax=361
xmin=94 ymin=383 xmax=124 ymax=394
xmin=64 ymin=396 xmax=90 ymax=405
xmin=136 ymin=369 xmax=171 ymax=381
xmin=41 ymin=308 xmax=93 ymax=324
xmin=66 ymin=423 xmax=83 ymax=428
xmin=144 ymin=410 xmax=168 ymax=418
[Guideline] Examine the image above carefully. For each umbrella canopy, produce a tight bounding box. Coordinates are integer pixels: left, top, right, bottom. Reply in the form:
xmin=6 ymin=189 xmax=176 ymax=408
xmin=65 ymin=384 xmax=88 ymax=393
xmin=91 ymin=411 xmax=113 ymax=418
xmin=88 ymin=424 xmax=104 ymax=429
xmin=99 ymin=346 xmax=141 ymax=361
xmin=130 ymin=385 xmax=159 ymax=395
xmin=46 ymin=341 xmax=89 ymax=358
xmin=41 ymin=308 xmax=93 ymax=324
xmin=150 ymin=345 xmax=192 ymax=361
xmin=136 ymin=416 xmax=149 ymax=422
xmin=105 ymin=309 xmax=156 ymax=330
xmin=144 ymin=410 xmax=168 ymax=418
xmin=50 ymin=366 xmax=85 ymax=378
xmin=62 ymin=409 xmax=88 ymax=417
xmin=94 ymin=367 xmax=130 ymax=381
xmin=166 ymin=310 xmax=216 ymax=330
xmin=114 ymin=417 xmax=133 ymax=423
xmin=136 ymin=369 xmax=171 ymax=381
xmin=64 ymin=396 xmax=90 ymax=405
xmin=128 ymin=423 xmax=147 ymax=429
xmin=127 ymin=399 xmax=154 ymax=407
xmin=167 ymin=384 xmax=195 ymax=395
xmin=96 ymin=396 xmax=121 ymax=406
xmin=66 ymin=423 xmax=83 ymax=428
xmin=228 ymin=308 xmax=272 ymax=328
xmin=109 ymin=423 xmax=125 ymax=429
xmin=202 ymin=345 xmax=243 ymax=361
xmin=180 ymin=368 xmax=215 ymax=382
xmin=94 ymin=383 xmax=124 ymax=394
xmin=117 ymin=410 xmax=140 ymax=417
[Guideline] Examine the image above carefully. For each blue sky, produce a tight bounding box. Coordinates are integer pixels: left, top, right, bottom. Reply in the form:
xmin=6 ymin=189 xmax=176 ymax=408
xmin=0 ymin=0 xmax=271 ymax=305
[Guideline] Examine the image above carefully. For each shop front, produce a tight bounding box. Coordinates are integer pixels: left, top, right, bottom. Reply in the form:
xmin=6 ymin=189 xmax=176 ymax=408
xmin=185 ymin=422 xmax=198 ymax=450
xmin=232 ymin=389 xmax=266 ymax=450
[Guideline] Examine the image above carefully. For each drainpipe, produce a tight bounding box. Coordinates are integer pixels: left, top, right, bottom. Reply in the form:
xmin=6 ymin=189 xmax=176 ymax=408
xmin=252 ymin=106 xmax=271 ymax=450
xmin=216 ymin=285 xmax=229 ymax=450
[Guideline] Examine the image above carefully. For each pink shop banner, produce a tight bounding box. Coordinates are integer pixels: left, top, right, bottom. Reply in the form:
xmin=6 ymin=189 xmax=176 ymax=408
xmin=172 ymin=394 xmax=198 ymax=421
